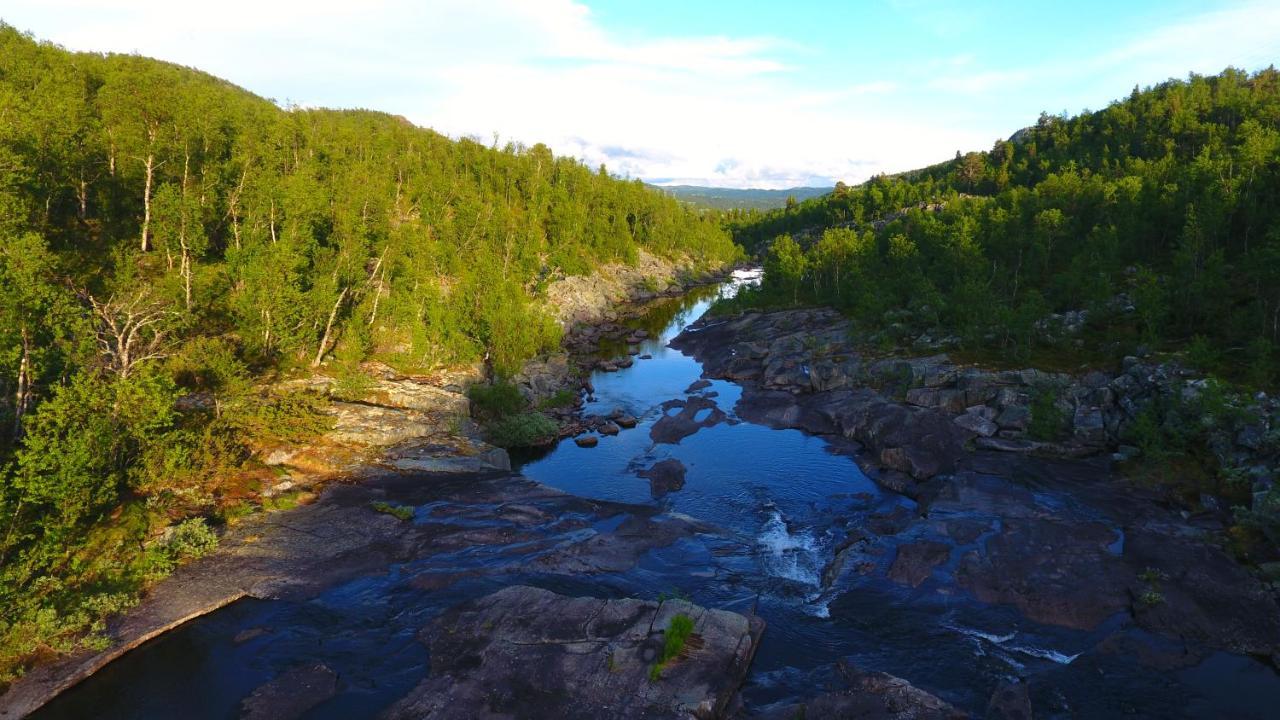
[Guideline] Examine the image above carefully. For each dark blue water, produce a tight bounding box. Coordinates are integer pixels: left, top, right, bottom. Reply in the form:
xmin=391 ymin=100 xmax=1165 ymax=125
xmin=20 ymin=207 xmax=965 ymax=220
xmin=32 ymin=272 xmax=1280 ymax=719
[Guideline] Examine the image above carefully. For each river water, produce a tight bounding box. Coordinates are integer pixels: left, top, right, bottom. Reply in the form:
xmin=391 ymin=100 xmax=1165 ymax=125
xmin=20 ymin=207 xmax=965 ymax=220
xmin=33 ymin=271 xmax=1280 ymax=719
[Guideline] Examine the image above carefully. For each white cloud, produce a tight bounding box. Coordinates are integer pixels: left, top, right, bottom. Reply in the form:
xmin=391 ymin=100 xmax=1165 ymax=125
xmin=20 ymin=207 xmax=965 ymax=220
xmin=4 ymin=1 xmax=1277 ymax=189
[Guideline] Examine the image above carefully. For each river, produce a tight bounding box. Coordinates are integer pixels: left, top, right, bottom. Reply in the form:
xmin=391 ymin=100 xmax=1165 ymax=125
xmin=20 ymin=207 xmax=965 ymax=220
xmin=33 ymin=271 xmax=1280 ymax=718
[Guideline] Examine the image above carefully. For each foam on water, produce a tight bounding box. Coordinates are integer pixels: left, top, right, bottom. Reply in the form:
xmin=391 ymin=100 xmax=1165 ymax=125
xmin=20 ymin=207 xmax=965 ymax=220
xmin=949 ymin=624 xmax=1080 ymax=666
xmin=757 ymin=507 xmax=823 ymax=587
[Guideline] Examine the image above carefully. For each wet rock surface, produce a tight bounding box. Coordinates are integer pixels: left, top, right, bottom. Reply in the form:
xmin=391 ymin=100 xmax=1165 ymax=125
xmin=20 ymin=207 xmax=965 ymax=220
xmin=17 ymin=281 xmax=1280 ymax=720
xmin=6 ymin=470 xmax=716 ymax=719
xmin=651 ymin=396 xmax=728 ymax=445
xmin=239 ymin=664 xmax=338 ymax=720
xmin=754 ymin=662 xmax=965 ymax=720
xmin=673 ymin=307 xmax=1280 ymax=672
xmin=638 ymin=459 xmax=688 ymax=497
xmin=384 ymin=585 xmax=764 ymax=720
xmin=888 ymin=541 xmax=951 ymax=587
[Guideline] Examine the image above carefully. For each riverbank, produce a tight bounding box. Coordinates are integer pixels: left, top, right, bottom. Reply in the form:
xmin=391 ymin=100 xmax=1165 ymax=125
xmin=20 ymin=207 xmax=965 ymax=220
xmin=12 ymin=274 xmax=1280 ymax=719
xmin=0 ymin=255 xmax=734 ymax=718
xmin=671 ymin=306 xmax=1280 ymax=667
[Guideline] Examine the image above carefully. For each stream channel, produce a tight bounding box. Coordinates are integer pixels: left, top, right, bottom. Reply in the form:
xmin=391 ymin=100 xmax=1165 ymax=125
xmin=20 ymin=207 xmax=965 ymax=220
xmin=33 ymin=270 xmax=1280 ymax=719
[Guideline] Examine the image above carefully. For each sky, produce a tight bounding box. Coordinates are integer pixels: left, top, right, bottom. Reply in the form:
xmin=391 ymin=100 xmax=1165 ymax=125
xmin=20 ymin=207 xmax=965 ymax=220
xmin=4 ymin=1 xmax=1279 ymax=189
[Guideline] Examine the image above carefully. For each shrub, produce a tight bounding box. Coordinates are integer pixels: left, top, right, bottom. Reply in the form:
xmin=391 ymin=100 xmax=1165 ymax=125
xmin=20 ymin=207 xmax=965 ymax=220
xmin=1028 ymin=384 xmax=1068 ymax=440
xmin=467 ymin=381 xmax=526 ymax=421
xmin=486 ymin=412 xmax=558 ymax=448
xmin=1186 ymin=335 xmax=1220 ymax=372
xmin=537 ymin=389 xmax=579 ymax=410
xmin=226 ymin=388 xmax=332 ymax=445
xmin=331 ymin=366 xmax=376 ymax=402
xmin=142 ymin=518 xmax=219 ymax=579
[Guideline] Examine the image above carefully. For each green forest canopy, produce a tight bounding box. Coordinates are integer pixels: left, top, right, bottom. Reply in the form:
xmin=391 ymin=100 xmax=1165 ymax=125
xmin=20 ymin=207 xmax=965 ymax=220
xmin=727 ymin=67 xmax=1280 ymax=382
xmin=0 ymin=24 xmax=738 ymax=680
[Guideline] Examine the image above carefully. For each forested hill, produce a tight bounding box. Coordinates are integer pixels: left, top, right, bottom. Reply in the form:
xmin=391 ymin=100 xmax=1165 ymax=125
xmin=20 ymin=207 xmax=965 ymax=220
xmin=0 ymin=24 xmax=739 ymax=380
xmin=726 ymin=67 xmax=1280 ymax=383
xmin=650 ymin=184 xmax=830 ymax=210
xmin=0 ymin=24 xmax=737 ymax=679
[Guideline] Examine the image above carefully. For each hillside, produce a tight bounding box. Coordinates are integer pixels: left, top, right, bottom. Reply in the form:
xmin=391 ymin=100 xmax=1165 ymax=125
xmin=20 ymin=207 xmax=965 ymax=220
xmin=650 ymin=184 xmax=830 ymax=210
xmin=727 ymin=67 xmax=1280 ymax=382
xmin=0 ymin=24 xmax=740 ymax=682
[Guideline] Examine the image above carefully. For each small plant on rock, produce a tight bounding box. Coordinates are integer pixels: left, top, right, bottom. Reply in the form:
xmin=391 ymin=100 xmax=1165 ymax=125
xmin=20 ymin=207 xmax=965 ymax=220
xmin=1138 ymin=589 xmax=1165 ymax=608
xmin=370 ymin=501 xmax=414 ymax=521
xmin=649 ymin=613 xmax=695 ymax=682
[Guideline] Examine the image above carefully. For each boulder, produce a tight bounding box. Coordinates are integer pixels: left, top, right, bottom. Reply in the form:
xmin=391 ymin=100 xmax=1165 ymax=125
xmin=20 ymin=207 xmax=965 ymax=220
xmin=986 ymin=680 xmax=1033 ymax=720
xmin=995 ymin=405 xmax=1030 ymax=432
xmin=638 ymin=459 xmax=688 ymax=497
xmin=1072 ymin=404 xmax=1106 ymax=445
xmin=955 ymin=412 xmax=999 ymax=437
xmin=240 ymin=664 xmax=338 ymax=720
xmin=839 ymin=397 xmax=971 ymax=479
xmin=514 ymin=353 xmax=573 ymax=403
xmin=575 ymin=436 xmax=599 ymax=448
xmin=650 ymin=397 xmax=726 ymax=445
xmin=384 ymin=586 xmax=764 ymax=720
xmin=759 ymin=663 xmax=965 ymax=720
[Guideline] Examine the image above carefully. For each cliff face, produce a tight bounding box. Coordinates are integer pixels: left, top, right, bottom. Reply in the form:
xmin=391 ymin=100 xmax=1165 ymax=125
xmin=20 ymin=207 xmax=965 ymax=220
xmin=543 ymin=250 xmax=722 ymax=329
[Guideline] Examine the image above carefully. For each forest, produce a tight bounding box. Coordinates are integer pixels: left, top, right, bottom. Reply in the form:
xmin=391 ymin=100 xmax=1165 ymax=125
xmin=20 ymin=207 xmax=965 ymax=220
xmin=0 ymin=25 xmax=738 ymax=681
xmin=728 ymin=67 xmax=1280 ymax=385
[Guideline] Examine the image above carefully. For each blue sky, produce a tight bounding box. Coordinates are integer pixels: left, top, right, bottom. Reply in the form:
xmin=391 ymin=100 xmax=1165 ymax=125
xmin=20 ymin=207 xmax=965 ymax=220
xmin=5 ymin=1 xmax=1279 ymax=188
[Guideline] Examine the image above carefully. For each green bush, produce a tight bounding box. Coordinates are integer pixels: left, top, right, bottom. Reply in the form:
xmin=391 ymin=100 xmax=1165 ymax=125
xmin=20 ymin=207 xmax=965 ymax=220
xmin=142 ymin=518 xmax=219 ymax=579
xmin=331 ymin=367 xmax=376 ymax=402
xmin=1186 ymin=335 xmax=1220 ymax=372
xmin=486 ymin=412 xmax=558 ymax=448
xmin=1028 ymin=384 xmax=1068 ymax=441
xmin=537 ymin=389 xmax=579 ymax=410
xmin=225 ymin=388 xmax=332 ymax=445
xmin=467 ymin=381 xmax=526 ymax=421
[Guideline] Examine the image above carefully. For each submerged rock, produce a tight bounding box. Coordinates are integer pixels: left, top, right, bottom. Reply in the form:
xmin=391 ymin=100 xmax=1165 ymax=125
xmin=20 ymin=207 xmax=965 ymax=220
xmin=638 ymin=459 xmax=688 ymax=497
xmin=986 ymin=679 xmax=1033 ymax=720
xmin=384 ymin=585 xmax=764 ymax=720
xmin=240 ymin=664 xmax=338 ymax=720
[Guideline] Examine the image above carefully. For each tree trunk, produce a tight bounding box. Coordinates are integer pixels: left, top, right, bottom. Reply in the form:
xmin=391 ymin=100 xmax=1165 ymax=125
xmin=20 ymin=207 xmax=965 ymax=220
xmin=77 ymin=175 xmax=89 ymax=221
xmin=312 ymin=286 xmax=349 ymax=368
xmin=180 ymin=150 xmax=193 ymax=310
xmin=13 ymin=327 xmax=31 ymax=440
xmin=229 ymin=165 xmax=247 ymax=250
xmin=181 ymin=239 xmax=192 ymax=310
xmin=141 ymin=153 xmax=155 ymax=252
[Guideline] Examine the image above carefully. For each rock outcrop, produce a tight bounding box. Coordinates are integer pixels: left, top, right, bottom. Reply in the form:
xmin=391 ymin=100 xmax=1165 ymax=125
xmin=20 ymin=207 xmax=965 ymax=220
xmin=384 ymin=586 xmax=764 ymax=720
xmin=753 ymin=662 xmax=965 ymax=720
xmin=672 ymin=308 xmax=1279 ymax=504
xmin=672 ymin=306 xmax=1280 ymax=668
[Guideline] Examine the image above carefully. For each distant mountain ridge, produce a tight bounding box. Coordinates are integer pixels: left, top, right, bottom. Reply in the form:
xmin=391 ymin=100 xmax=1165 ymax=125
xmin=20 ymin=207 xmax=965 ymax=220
xmin=649 ymin=184 xmax=830 ymax=210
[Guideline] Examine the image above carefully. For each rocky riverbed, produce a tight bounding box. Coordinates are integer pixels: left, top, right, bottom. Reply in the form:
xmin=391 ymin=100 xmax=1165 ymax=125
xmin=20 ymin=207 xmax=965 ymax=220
xmin=671 ymin=306 xmax=1280 ymax=664
xmin=9 ymin=277 xmax=1280 ymax=719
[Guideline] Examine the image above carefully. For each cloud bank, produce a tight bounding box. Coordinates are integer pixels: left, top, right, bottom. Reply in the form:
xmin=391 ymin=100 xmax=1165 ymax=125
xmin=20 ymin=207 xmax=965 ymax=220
xmin=4 ymin=1 xmax=1278 ymax=188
